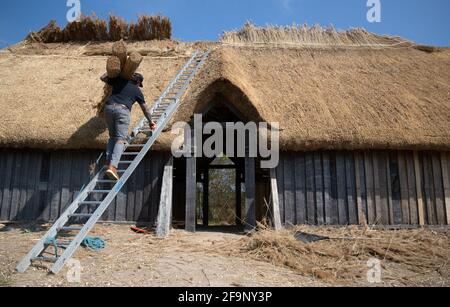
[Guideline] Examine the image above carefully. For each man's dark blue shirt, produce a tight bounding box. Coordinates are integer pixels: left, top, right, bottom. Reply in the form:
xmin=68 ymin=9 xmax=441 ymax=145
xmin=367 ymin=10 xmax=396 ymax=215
xmin=106 ymin=77 xmax=146 ymax=110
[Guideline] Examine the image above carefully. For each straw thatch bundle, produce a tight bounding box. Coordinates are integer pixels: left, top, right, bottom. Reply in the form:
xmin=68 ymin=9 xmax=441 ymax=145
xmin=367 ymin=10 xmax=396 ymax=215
xmin=95 ymin=41 xmax=143 ymax=116
xmin=26 ymin=14 xmax=172 ymax=43
xmin=106 ymin=56 xmax=121 ymax=78
xmin=220 ymin=22 xmax=414 ymax=48
xmin=109 ymin=15 xmax=128 ymax=41
xmin=129 ymin=15 xmax=172 ymax=41
xmin=120 ymin=52 xmax=143 ymax=79
xmin=26 ymin=20 xmax=63 ymax=43
xmin=112 ymin=40 xmax=128 ymax=67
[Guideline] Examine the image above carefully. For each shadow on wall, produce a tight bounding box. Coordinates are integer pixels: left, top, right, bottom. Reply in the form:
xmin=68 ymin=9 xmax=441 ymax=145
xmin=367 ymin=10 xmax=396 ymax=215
xmin=68 ymin=117 xmax=108 ymax=147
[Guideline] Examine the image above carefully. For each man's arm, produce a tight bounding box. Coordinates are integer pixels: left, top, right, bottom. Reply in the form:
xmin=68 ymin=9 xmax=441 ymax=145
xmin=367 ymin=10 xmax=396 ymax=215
xmin=139 ymin=103 xmax=157 ymax=130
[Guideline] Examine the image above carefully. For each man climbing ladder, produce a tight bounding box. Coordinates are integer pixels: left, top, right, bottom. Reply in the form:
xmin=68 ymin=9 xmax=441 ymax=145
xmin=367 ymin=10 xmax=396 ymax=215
xmin=16 ymin=49 xmax=211 ymax=274
xmin=101 ymin=72 xmax=157 ymax=181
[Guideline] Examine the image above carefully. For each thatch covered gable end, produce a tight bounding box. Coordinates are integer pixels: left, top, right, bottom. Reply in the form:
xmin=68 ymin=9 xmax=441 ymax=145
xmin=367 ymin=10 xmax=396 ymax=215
xmin=0 ymin=41 xmax=449 ymax=151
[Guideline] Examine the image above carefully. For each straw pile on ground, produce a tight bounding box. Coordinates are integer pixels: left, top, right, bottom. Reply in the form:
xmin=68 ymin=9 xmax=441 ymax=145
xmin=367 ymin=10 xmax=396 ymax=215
xmin=27 ymin=14 xmax=172 ymax=43
xmin=217 ymin=226 xmax=450 ymax=285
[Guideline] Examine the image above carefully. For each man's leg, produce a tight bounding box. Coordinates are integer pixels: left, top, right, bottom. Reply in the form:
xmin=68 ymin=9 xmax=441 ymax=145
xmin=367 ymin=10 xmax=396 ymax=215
xmin=105 ymin=107 xmax=130 ymax=181
xmin=106 ymin=138 xmax=115 ymax=164
xmin=104 ymin=105 xmax=116 ymax=165
xmin=110 ymin=138 xmax=126 ymax=168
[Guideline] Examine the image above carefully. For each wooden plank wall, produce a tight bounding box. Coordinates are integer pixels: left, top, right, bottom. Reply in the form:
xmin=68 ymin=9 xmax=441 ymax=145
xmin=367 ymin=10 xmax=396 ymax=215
xmin=0 ymin=149 xmax=168 ymax=223
xmin=276 ymin=151 xmax=450 ymax=226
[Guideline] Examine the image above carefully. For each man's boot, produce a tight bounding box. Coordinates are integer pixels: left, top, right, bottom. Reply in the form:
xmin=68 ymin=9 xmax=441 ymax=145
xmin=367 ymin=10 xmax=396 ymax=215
xmin=105 ymin=165 xmax=120 ymax=181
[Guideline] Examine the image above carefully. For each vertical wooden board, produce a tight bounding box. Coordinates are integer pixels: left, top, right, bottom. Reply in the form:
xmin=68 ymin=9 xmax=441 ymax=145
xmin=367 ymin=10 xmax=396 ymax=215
xmin=345 ymin=152 xmax=358 ymax=225
xmin=431 ymin=152 xmax=446 ymax=225
xmin=115 ymin=185 xmax=127 ymax=222
xmin=276 ymin=156 xmax=285 ymax=224
xmin=422 ymin=153 xmax=436 ymax=225
xmin=18 ymin=152 xmax=31 ymax=220
xmin=150 ymin=154 xmax=163 ymax=224
xmin=441 ymin=152 xmax=450 ymax=225
xmin=126 ymin=162 xmax=137 ymax=221
xmin=9 ymin=152 xmax=24 ymax=221
xmin=186 ymin=156 xmax=197 ymax=231
xmin=69 ymin=153 xmax=84 ymax=217
xmin=354 ymin=153 xmax=365 ymax=224
xmin=305 ymin=152 xmax=316 ymax=224
xmin=0 ymin=151 xmax=9 ymax=221
xmin=141 ymin=155 xmax=152 ymax=222
xmin=364 ymin=152 xmax=376 ymax=224
xmin=385 ymin=153 xmax=394 ymax=224
xmin=1 ymin=152 xmax=16 ymax=221
xmin=245 ymin=157 xmax=256 ymax=228
xmin=24 ymin=153 xmax=41 ymax=220
xmin=294 ymin=154 xmax=306 ymax=224
xmin=133 ymin=156 xmax=146 ymax=222
xmin=59 ymin=152 xmax=73 ymax=216
xmin=329 ymin=152 xmax=339 ymax=225
xmin=49 ymin=152 xmax=64 ymax=221
xmin=389 ymin=152 xmax=403 ymax=224
xmin=336 ymin=152 xmax=348 ymax=225
xmin=376 ymin=152 xmax=390 ymax=225
xmin=283 ymin=154 xmax=295 ymax=226
xmin=0 ymin=151 xmax=5 ymax=217
xmin=269 ymin=168 xmax=282 ymax=230
xmin=406 ymin=152 xmax=419 ymax=225
xmin=372 ymin=152 xmax=382 ymax=224
xmin=322 ymin=152 xmax=333 ymax=225
xmin=413 ymin=152 xmax=425 ymax=225
xmin=314 ymin=152 xmax=325 ymax=225
xmin=398 ymin=152 xmax=411 ymax=224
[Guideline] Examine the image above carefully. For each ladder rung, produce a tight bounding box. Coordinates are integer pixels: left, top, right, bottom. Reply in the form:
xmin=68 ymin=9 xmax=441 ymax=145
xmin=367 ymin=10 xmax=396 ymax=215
xmin=96 ymin=180 xmax=116 ymax=183
xmin=44 ymin=241 xmax=70 ymax=247
xmin=60 ymin=226 xmax=83 ymax=232
xmin=127 ymin=144 xmax=145 ymax=148
xmin=88 ymin=190 xmax=111 ymax=194
xmin=69 ymin=213 xmax=93 ymax=218
xmin=31 ymin=256 xmax=57 ymax=263
xmin=118 ymin=161 xmax=133 ymax=164
xmin=122 ymin=152 xmax=139 ymax=156
xmin=117 ymin=170 xmax=126 ymax=173
xmin=79 ymin=201 xmax=102 ymax=205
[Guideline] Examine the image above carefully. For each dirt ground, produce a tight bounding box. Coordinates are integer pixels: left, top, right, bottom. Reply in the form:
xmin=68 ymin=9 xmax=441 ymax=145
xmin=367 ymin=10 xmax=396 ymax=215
xmin=0 ymin=223 xmax=449 ymax=287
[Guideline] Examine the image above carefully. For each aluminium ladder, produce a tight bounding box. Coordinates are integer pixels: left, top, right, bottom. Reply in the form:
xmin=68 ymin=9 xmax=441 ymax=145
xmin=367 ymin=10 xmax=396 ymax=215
xmin=16 ymin=50 xmax=211 ymax=274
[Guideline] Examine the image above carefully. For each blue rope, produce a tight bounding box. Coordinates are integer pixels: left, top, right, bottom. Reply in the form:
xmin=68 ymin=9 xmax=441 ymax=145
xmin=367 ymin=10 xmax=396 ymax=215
xmin=45 ymin=237 xmax=59 ymax=257
xmin=81 ymin=237 xmax=106 ymax=251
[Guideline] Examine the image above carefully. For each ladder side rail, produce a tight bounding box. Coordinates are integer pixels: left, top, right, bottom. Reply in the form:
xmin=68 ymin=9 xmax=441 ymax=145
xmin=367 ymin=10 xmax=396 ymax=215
xmin=131 ymin=51 xmax=199 ymax=137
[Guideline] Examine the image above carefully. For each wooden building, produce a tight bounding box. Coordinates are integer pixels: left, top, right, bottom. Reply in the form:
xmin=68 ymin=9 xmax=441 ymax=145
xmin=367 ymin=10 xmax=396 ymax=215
xmin=0 ymin=33 xmax=449 ymax=229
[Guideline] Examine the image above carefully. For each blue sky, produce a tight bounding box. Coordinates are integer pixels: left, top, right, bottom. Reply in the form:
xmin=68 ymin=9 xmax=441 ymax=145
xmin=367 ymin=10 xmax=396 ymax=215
xmin=0 ymin=0 xmax=449 ymax=47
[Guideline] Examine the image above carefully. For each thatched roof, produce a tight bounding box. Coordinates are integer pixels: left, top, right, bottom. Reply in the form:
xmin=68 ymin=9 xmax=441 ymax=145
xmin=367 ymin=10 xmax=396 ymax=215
xmin=0 ymin=37 xmax=449 ymax=152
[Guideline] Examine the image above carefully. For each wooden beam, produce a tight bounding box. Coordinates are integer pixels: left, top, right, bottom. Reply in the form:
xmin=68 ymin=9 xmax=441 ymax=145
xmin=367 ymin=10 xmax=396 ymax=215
xmin=354 ymin=153 xmax=366 ymax=225
xmin=236 ymin=169 xmax=242 ymax=226
xmin=270 ymin=168 xmax=282 ymax=230
xmin=203 ymin=169 xmax=209 ymax=227
xmin=245 ymin=157 xmax=256 ymax=229
xmin=431 ymin=153 xmax=446 ymax=225
xmin=398 ymin=152 xmax=411 ymax=224
xmin=156 ymin=158 xmax=174 ymax=238
xmin=414 ymin=151 xmax=425 ymax=226
xmin=441 ymin=152 xmax=450 ymax=225
xmin=185 ymin=156 xmax=197 ymax=232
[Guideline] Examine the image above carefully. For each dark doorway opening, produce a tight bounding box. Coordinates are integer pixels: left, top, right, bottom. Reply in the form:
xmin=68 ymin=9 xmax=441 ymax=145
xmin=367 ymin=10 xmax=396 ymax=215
xmin=196 ymin=156 xmax=245 ymax=228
